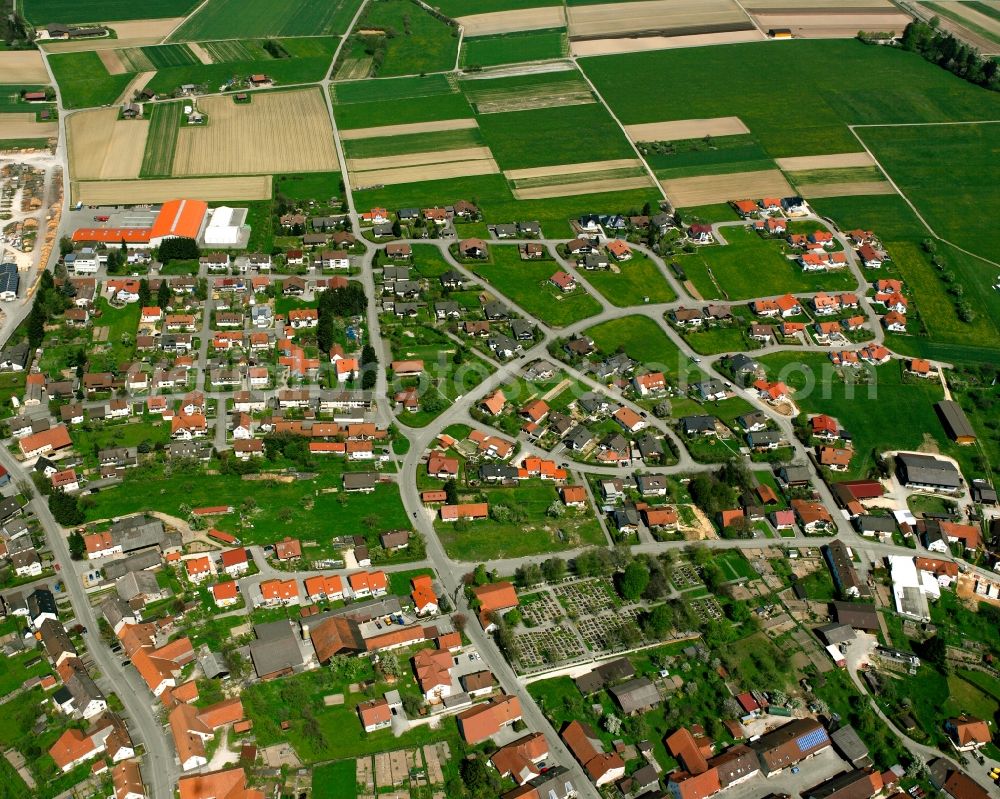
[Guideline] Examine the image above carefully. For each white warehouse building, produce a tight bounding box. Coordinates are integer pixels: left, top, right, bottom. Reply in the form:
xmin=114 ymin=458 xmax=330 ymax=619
xmin=202 ymin=206 xmax=249 ymax=247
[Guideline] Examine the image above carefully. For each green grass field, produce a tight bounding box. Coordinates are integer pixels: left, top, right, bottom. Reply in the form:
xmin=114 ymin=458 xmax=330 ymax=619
xmin=144 ymin=37 xmax=339 ymax=95
xmin=809 ymin=194 xmax=1000 ymax=357
xmin=436 ymin=480 xmax=605 ymax=560
xmin=856 ymin=122 xmax=1000 ymax=264
xmin=685 ymin=225 xmax=857 ymax=300
xmin=342 ymin=127 xmax=484 ymax=159
xmin=353 ymin=173 xmax=659 ymax=237
xmin=333 ymin=73 xmax=455 ymax=104
xmin=139 ymin=101 xmax=181 ymax=178
xmin=471 ymin=245 xmax=601 ymax=327
xmin=83 ymin=464 xmax=412 ymax=550
xmin=48 ymin=51 xmax=133 ymax=109
xmin=171 ymin=0 xmax=359 ymax=39
xmin=0 ymin=138 xmax=50 ymax=151
xmin=681 ymin=325 xmax=749 ymax=356
xmin=461 ymin=29 xmax=567 ymax=68
xmin=351 ymin=0 xmax=459 ymax=77
xmin=431 ymin=0 xmax=561 ymax=15
xmin=24 ymin=0 xmax=198 ymax=24
xmin=117 ymin=43 xmax=199 ymax=71
xmin=333 ymin=92 xmax=473 ymax=130
xmin=640 ymin=134 xmax=770 ymax=174
xmin=475 ymin=103 xmax=634 ymax=170
xmin=0 ymin=86 xmax=51 ymax=113
xmin=311 ymin=761 xmax=357 ymax=799
xmin=585 ymin=315 xmax=703 ymax=383
xmin=786 ymin=166 xmax=885 ymax=185
xmin=758 ymin=353 xmax=953 ymax=479
xmin=582 ymin=254 xmax=676 ymax=306
xmin=581 ymin=39 xmax=1000 ymax=158
xmin=199 ymin=39 xmax=269 ymax=62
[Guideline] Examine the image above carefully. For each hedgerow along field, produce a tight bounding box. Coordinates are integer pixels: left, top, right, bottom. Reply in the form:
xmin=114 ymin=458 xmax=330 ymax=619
xmin=170 ymin=0 xmax=361 ymax=40
xmin=22 ymin=0 xmax=198 ymax=24
xmin=580 ymin=39 xmax=1000 ymax=158
xmin=139 ymin=101 xmax=181 ymax=178
xmin=855 ymin=122 xmax=1000 ymax=265
xmin=461 ymin=28 xmax=568 ymax=68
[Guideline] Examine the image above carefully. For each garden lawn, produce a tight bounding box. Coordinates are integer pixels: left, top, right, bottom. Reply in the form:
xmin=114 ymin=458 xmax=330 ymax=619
xmin=714 ymin=549 xmax=756 ymax=582
xmin=312 ymin=761 xmax=357 ymax=799
xmin=471 ymin=245 xmax=601 ymax=327
xmin=170 ymin=0 xmax=359 ymax=39
xmin=681 ymin=325 xmax=747 ymax=356
xmin=48 ymin=52 xmax=133 ymax=109
xmin=83 ymin=464 xmax=412 ymax=553
xmin=461 ymin=29 xmax=566 ymax=68
xmin=0 ymin=651 xmax=53 ymax=696
xmin=436 ymin=480 xmax=605 ymax=560
xmin=585 ymin=315 xmax=703 ymax=384
xmin=856 ymin=122 xmax=1000 ymax=264
xmin=581 ymin=39 xmax=1000 ymax=158
xmin=582 ymin=254 xmax=676 ymax=306
xmin=685 ymin=226 xmax=857 ymax=301
xmin=70 ymin=421 xmax=170 ymax=468
xmin=759 ymin=353 xmax=950 ymax=479
xmin=243 ymin=658 xmax=460 ymax=763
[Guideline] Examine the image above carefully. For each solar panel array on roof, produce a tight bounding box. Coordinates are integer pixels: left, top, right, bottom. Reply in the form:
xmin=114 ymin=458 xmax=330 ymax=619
xmin=796 ymin=728 xmax=829 ymax=753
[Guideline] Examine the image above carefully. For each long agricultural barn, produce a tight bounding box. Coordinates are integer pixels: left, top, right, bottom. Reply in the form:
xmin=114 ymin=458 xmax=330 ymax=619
xmin=935 ymin=400 xmax=977 ymax=445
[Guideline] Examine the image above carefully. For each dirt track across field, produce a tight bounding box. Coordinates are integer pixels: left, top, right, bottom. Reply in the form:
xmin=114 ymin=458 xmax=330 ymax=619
xmin=38 ymin=18 xmax=182 ymax=50
xmin=339 ymin=118 xmax=478 ymax=140
xmin=662 ymin=169 xmax=793 ymax=206
xmin=67 ymin=108 xmax=148 ymax=179
xmin=73 ymin=175 xmax=273 ymax=205
xmin=570 ymin=28 xmax=764 ymax=55
xmin=0 ymin=113 xmax=57 ymax=140
xmin=114 ymin=71 xmax=155 ymax=106
xmin=352 ymin=158 xmax=499 ymax=187
xmin=796 ymin=181 xmax=896 ymax=199
xmin=0 ymin=51 xmax=49 ymax=83
xmin=751 ymin=10 xmax=911 ymax=37
xmin=514 ymin=175 xmax=653 ymax=199
xmin=505 ymin=158 xmax=642 ymax=180
xmin=172 ymin=89 xmax=339 ymax=176
xmin=348 ymin=147 xmax=494 ymax=172
xmin=568 ymin=0 xmax=749 ymax=38
xmin=776 ymin=151 xmax=875 ymax=170
xmin=455 ymin=6 xmax=565 ymax=36
xmin=624 ymin=116 xmax=749 ymax=142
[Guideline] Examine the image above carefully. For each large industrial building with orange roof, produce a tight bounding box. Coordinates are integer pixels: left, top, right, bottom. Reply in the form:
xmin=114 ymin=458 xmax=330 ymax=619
xmin=72 ymin=199 xmax=210 ymax=250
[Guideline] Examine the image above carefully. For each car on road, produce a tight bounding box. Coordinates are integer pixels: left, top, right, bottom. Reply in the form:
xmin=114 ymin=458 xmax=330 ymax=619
xmin=692 ymin=357 xmax=702 ymax=363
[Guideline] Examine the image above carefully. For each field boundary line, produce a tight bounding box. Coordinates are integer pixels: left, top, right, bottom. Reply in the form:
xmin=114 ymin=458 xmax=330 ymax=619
xmin=848 ymin=121 xmax=1000 ymax=270
xmin=164 ymin=0 xmax=213 ymax=42
xmin=851 ymin=119 xmax=1000 ymax=128
xmin=572 ymin=57 xmax=667 ymax=204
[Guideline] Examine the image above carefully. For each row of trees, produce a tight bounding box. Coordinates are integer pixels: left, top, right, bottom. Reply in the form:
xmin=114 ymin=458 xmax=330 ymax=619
xmin=899 ymin=19 xmax=999 ymax=91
